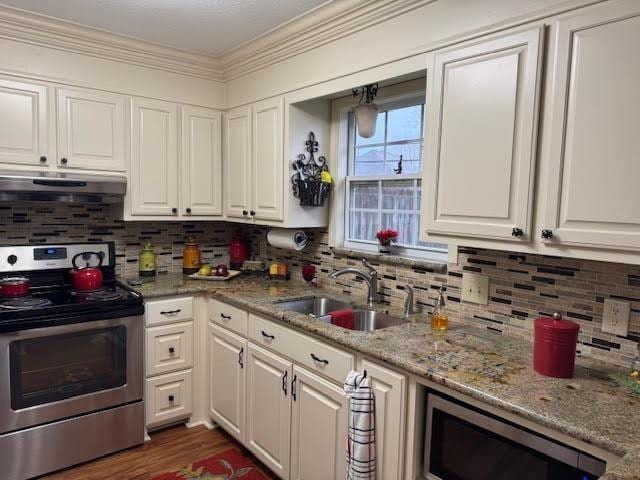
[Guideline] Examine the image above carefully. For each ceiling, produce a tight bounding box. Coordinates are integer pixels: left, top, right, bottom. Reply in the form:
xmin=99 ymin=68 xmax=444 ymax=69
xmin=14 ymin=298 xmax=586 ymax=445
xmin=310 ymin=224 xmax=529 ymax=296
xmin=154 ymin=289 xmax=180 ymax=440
xmin=0 ymin=0 xmax=329 ymax=56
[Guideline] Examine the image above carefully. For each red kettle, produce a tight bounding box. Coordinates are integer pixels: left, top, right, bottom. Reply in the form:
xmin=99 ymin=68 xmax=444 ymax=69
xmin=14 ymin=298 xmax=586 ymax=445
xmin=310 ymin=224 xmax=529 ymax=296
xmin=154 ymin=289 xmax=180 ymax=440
xmin=70 ymin=252 xmax=104 ymax=291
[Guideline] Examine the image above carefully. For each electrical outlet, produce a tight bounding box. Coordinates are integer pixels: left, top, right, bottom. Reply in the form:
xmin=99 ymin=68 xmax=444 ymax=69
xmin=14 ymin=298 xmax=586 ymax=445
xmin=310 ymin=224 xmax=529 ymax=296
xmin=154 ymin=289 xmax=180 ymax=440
xmin=461 ymin=272 xmax=489 ymax=305
xmin=602 ymin=299 xmax=630 ymax=336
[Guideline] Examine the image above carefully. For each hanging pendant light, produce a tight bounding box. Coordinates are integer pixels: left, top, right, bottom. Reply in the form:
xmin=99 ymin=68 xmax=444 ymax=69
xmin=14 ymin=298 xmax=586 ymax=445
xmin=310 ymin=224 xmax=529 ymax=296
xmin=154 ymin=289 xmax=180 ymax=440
xmin=352 ymin=83 xmax=379 ymax=138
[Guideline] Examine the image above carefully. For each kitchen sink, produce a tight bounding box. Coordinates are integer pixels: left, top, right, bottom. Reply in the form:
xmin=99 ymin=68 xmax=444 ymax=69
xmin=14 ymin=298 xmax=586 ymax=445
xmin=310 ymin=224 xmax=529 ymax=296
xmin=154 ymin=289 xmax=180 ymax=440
xmin=346 ymin=309 xmax=408 ymax=332
xmin=274 ymin=296 xmax=353 ymax=317
xmin=275 ymin=297 xmax=407 ymax=331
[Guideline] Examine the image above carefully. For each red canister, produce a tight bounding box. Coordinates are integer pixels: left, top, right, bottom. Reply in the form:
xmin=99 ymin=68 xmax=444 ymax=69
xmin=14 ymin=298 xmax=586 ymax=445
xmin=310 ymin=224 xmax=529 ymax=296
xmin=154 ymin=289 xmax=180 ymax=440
xmin=534 ymin=313 xmax=580 ymax=378
xmin=229 ymin=232 xmax=249 ymax=270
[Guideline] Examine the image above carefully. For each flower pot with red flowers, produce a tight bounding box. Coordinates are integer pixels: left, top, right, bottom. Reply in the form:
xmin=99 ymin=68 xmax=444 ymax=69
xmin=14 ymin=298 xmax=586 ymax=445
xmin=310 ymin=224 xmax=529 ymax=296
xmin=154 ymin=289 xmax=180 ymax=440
xmin=376 ymin=229 xmax=399 ymax=254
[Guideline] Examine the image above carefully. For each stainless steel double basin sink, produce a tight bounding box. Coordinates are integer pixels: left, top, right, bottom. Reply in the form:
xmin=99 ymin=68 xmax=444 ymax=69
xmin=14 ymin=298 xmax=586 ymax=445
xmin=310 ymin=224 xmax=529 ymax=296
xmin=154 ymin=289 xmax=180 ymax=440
xmin=274 ymin=296 xmax=407 ymax=332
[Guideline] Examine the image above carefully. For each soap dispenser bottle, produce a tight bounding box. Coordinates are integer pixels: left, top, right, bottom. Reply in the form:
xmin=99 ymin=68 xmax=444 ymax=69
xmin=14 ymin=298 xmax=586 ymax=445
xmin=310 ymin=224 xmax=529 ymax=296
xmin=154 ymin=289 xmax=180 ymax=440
xmin=431 ymin=287 xmax=449 ymax=331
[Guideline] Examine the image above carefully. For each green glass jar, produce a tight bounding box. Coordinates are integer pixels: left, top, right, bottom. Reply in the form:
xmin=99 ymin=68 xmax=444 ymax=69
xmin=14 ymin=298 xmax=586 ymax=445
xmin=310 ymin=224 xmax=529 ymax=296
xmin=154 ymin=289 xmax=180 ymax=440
xmin=139 ymin=242 xmax=157 ymax=277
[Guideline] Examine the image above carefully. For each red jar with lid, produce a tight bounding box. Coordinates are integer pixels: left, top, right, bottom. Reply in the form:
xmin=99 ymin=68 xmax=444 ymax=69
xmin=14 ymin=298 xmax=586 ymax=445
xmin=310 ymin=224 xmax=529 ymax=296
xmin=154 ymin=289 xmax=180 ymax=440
xmin=229 ymin=232 xmax=250 ymax=270
xmin=534 ymin=313 xmax=580 ymax=378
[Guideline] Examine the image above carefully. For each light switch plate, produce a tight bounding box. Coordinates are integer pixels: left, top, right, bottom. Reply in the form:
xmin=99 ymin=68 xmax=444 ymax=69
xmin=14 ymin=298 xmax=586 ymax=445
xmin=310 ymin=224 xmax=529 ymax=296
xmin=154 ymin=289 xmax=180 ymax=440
xmin=602 ymin=298 xmax=630 ymax=336
xmin=461 ymin=272 xmax=489 ymax=305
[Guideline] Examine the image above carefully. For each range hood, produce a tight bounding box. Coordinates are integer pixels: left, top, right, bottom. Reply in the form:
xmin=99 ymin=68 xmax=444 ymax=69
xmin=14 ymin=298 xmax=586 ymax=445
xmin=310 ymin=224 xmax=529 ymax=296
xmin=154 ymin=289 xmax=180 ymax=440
xmin=0 ymin=170 xmax=127 ymax=204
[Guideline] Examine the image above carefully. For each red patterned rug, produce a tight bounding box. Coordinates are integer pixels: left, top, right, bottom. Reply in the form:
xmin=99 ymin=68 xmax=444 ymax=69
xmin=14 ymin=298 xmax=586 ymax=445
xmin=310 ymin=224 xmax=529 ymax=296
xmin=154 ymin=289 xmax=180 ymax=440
xmin=150 ymin=447 xmax=269 ymax=480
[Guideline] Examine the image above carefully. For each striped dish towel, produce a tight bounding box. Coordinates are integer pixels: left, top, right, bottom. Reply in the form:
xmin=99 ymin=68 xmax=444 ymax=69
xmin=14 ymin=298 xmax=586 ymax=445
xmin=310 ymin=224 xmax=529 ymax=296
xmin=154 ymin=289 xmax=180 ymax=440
xmin=344 ymin=370 xmax=376 ymax=480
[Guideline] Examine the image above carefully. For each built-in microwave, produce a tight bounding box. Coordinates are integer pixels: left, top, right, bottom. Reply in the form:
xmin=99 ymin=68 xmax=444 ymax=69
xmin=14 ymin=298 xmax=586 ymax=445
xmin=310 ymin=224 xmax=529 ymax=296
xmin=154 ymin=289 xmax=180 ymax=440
xmin=423 ymin=393 xmax=606 ymax=480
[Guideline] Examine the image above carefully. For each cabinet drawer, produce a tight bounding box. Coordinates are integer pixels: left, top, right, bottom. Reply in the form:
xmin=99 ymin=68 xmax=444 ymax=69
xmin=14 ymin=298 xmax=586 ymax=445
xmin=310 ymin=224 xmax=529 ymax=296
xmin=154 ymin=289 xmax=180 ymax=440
xmin=210 ymin=298 xmax=248 ymax=336
xmin=146 ymin=321 xmax=194 ymax=376
xmin=249 ymin=314 xmax=354 ymax=384
xmin=145 ymin=369 xmax=193 ymax=428
xmin=146 ymin=297 xmax=193 ymax=326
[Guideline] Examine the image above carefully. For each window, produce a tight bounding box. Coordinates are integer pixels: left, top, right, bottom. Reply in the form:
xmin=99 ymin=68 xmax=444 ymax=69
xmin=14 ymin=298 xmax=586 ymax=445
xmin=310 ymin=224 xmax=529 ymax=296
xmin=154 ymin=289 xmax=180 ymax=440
xmin=345 ymin=98 xmax=447 ymax=260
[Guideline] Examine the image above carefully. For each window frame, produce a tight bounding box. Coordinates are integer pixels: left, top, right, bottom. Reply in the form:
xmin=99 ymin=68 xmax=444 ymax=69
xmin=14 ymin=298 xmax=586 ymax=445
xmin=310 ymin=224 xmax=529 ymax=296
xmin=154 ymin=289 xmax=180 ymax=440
xmin=344 ymin=94 xmax=447 ymax=262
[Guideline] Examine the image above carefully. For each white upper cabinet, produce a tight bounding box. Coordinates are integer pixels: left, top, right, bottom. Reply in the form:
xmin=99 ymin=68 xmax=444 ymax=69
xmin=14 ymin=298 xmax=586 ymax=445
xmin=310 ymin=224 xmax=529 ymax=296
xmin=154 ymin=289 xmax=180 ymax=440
xmin=0 ymin=78 xmax=49 ymax=168
xmin=57 ymin=87 xmax=126 ymax=172
xmin=423 ymin=28 xmax=543 ymax=242
xmin=543 ymin=1 xmax=640 ymax=251
xmin=252 ymin=97 xmax=284 ymax=222
xmin=181 ymin=106 xmax=222 ymax=216
xmin=130 ymin=97 xmax=179 ymax=216
xmin=224 ymin=105 xmax=252 ymax=220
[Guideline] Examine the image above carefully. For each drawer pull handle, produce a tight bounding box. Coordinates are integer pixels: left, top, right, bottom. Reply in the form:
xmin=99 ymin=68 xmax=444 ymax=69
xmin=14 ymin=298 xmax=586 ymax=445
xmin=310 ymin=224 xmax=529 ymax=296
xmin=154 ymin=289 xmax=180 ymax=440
xmin=282 ymin=370 xmax=288 ymax=396
xmin=310 ymin=353 xmax=329 ymax=365
xmin=238 ymin=347 xmax=244 ymax=369
xmin=220 ymin=313 xmax=232 ymax=320
xmin=292 ymin=374 xmax=297 ymax=402
xmin=261 ymin=330 xmax=275 ymax=340
xmin=160 ymin=309 xmax=181 ymax=316
xmin=169 ymin=347 xmax=175 ymax=355
xmin=168 ymin=395 xmax=175 ymax=402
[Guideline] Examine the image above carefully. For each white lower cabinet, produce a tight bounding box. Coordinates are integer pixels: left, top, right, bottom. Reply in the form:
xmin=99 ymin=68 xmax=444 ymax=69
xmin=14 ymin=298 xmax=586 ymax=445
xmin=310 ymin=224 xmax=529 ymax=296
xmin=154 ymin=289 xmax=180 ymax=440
xmin=360 ymin=359 xmax=406 ymax=480
xmin=289 ymin=365 xmax=348 ymax=480
xmin=144 ymin=296 xmax=195 ymax=430
xmin=207 ymin=303 xmax=405 ymax=480
xmin=145 ymin=369 xmax=193 ymax=428
xmin=208 ymin=322 xmax=246 ymax=442
xmin=245 ymin=344 xmax=292 ymax=479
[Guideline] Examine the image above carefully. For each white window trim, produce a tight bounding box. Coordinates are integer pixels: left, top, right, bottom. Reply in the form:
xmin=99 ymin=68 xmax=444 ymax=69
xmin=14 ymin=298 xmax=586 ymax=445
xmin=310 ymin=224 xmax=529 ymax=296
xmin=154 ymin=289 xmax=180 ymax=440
xmin=342 ymin=91 xmax=447 ymax=262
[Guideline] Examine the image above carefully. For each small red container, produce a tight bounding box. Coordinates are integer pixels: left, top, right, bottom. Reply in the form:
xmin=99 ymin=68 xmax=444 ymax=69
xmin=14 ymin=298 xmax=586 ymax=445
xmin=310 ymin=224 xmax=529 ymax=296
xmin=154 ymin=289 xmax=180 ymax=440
xmin=229 ymin=232 xmax=250 ymax=270
xmin=534 ymin=313 xmax=580 ymax=378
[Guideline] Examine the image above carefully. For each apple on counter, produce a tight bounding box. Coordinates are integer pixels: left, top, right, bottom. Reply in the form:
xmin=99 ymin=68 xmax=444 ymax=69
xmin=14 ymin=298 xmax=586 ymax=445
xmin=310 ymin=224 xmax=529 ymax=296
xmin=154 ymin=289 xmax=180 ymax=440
xmin=197 ymin=264 xmax=212 ymax=276
xmin=215 ymin=264 xmax=229 ymax=277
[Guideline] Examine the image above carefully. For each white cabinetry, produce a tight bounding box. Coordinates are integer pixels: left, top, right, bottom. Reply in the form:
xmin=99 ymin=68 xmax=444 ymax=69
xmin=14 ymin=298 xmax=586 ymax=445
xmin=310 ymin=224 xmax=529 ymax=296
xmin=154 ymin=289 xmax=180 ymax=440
xmin=129 ymin=97 xmax=179 ymax=216
xmin=0 ymin=78 xmax=49 ymax=168
xmin=289 ymin=365 xmax=348 ymax=480
xmin=360 ymin=359 xmax=406 ymax=480
xmin=251 ymin=97 xmax=284 ymax=222
xmin=56 ymin=87 xmax=126 ymax=172
xmin=224 ymin=99 xmax=284 ymax=223
xmin=144 ymin=296 xmax=194 ymax=429
xmin=181 ymin=106 xmax=222 ymax=216
xmin=245 ymin=343 xmax=292 ymax=479
xmin=225 ymin=105 xmax=252 ymax=220
xmin=208 ymin=322 xmax=246 ymax=442
xmin=128 ymin=99 xmax=222 ymax=220
xmin=543 ymin=1 xmax=640 ymax=251
xmin=422 ymin=27 xmax=543 ymax=242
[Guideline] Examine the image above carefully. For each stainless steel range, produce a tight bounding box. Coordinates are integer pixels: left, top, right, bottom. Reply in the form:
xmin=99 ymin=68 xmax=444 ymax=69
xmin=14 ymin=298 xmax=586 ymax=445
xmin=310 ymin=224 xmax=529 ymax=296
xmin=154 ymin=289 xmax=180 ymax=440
xmin=0 ymin=242 xmax=144 ymax=480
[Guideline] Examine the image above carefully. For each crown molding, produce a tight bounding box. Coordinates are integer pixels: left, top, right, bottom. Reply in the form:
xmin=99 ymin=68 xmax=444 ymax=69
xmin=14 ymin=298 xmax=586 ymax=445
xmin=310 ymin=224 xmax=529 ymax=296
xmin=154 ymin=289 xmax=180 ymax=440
xmin=220 ymin=0 xmax=435 ymax=80
xmin=0 ymin=5 xmax=224 ymax=82
xmin=0 ymin=1 xmax=433 ymax=85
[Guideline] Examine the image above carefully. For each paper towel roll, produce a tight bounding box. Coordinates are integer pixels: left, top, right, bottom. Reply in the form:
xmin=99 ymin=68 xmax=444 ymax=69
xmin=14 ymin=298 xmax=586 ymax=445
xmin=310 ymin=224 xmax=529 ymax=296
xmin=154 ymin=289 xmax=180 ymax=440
xmin=267 ymin=228 xmax=308 ymax=251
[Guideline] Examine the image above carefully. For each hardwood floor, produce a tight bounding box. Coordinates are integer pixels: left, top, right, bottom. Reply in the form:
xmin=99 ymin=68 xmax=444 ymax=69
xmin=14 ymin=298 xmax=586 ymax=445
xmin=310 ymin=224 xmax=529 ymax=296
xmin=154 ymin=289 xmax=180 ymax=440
xmin=41 ymin=424 xmax=277 ymax=480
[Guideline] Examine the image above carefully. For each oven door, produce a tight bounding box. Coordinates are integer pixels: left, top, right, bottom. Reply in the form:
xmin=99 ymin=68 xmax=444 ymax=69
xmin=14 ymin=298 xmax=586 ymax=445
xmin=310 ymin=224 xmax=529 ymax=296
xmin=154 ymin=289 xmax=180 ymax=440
xmin=423 ymin=393 xmax=606 ymax=480
xmin=0 ymin=315 xmax=143 ymax=433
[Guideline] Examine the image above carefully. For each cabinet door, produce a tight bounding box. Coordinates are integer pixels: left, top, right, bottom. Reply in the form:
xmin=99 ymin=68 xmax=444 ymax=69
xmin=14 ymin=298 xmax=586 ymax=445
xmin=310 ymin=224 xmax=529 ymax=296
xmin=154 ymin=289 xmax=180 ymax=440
xmin=208 ymin=323 xmax=246 ymax=442
xmin=423 ymin=28 xmax=543 ymax=241
xmin=543 ymin=1 xmax=640 ymax=251
xmin=0 ymin=78 xmax=49 ymax=167
xmin=181 ymin=106 xmax=222 ymax=217
xmin=57 ymin=87 xmax=126 ymax=172
xmin=130 ymin=98 xmax=179 ymax=216
xmin=290 ymin=365 xmax=348 ymax=480
xmin=224 ymin=105 xmax=252 ymax=220
xmin=245 ymin=343 xmax=292 ymax=479
xmin=252 ymin=97 xmax=284 ymax=221
xmin=360 ymin=359 xmax=406 ymax=480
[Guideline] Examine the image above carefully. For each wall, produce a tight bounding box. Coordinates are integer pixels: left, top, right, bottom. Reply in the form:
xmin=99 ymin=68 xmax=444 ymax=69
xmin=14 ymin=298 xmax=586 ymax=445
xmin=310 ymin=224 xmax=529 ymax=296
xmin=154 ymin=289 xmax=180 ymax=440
xmin=0 ymin=203 xmax=232 ymax=276
xmin=246 ymin=226 xmax=640 ymax=367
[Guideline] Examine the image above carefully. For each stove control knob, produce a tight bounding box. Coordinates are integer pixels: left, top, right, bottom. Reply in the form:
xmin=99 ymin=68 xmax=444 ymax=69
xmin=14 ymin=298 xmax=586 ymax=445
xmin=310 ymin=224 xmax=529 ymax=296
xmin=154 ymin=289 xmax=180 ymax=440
xmin=7 ymin=255 xmax=17 ymax=265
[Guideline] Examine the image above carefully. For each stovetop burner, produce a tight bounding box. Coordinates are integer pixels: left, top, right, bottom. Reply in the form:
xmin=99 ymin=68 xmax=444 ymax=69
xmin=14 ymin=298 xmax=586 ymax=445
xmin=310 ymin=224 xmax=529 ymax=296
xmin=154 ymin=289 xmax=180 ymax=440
xmin=0 ymin=296 xmax=54 ymax=311
xmin=70 ymin=288 xmax=125 ymax=302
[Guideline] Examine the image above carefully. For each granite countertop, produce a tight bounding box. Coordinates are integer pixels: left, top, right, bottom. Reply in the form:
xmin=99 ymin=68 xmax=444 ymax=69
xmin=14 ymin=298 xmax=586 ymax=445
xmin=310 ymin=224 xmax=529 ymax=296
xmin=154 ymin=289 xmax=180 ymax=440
xmin=124 ymin=273 xmax=640 ymax=479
